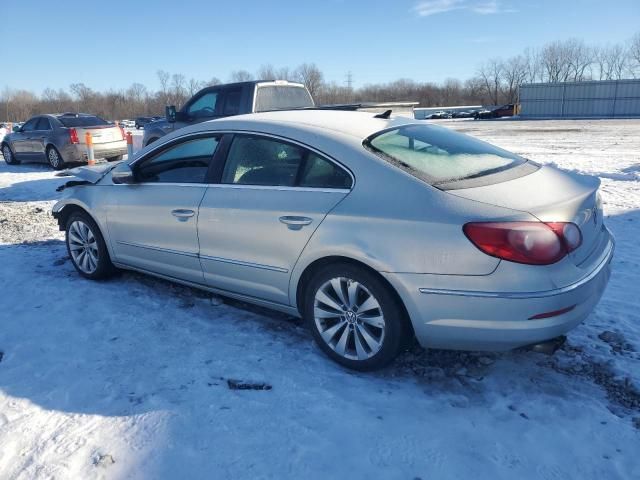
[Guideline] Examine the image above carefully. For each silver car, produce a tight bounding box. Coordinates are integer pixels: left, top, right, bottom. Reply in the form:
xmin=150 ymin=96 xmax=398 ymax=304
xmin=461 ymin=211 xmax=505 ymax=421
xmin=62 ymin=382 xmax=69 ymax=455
xmin=2 ymin=113 xmax=127 ymax=170
xmin=52 ymin=110 xmax=614 ymax=370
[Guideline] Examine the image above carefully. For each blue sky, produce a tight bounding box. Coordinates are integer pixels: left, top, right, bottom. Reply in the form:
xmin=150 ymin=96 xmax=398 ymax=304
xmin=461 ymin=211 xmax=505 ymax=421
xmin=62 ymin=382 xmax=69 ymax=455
xmin=1 ymin=0 xmax=638 ymax=93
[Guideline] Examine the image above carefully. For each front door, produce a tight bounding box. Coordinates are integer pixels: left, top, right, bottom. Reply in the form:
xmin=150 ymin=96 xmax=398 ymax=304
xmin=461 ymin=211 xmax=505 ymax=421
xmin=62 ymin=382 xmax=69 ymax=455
xmin=11 ymin=117 xmax=38 ymax=159
xmin=107 ymin=135 xmax=221 ymax=283
xmin=197 ymin=133 xmax=353 ymax=305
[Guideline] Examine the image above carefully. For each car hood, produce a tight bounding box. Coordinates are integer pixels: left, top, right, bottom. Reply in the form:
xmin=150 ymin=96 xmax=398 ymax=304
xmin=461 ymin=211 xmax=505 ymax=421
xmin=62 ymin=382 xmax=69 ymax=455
xmin=57 ymin=163 xmax=119 ymax=184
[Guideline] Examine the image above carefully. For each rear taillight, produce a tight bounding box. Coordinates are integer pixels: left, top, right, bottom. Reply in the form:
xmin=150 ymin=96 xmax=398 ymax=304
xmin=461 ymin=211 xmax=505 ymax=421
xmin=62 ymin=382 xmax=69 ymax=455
xmin=463 ymin=221 xmax=582 ymax=265
xmin=119 ymin=126 xmax=125 ymax=139
xmin=69 ymin=128 xmax=79 ymax=144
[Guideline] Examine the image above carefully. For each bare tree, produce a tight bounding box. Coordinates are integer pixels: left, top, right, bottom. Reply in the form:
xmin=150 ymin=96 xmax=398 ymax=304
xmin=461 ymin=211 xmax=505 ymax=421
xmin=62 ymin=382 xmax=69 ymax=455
xmin=501 ymin=55 xmax=528 ymax=103
xmin=595 ymin=44 xmax=627 ymax=80
xmin=628 ymin=32 xmax=640 ymax=78
xmin=478 ymin=58 xmax=504 ymax=105
xmin=187 ymin=78 xmax=203 ymax=96
xmin=293 ymin=63 xmax=324 ymax=98
xmin=157 ymin=70 xmax=170 ymax=104
xmin=229 ymin=70 xmax=254 ymax=82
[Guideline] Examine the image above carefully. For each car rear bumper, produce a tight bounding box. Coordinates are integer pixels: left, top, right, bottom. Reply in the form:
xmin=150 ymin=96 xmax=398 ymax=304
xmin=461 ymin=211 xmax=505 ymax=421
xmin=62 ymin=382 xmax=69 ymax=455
xmin=63 ymin=141 xmax=127 ymax=162
xmin=384 ymin=233 xmax=614 ymax=351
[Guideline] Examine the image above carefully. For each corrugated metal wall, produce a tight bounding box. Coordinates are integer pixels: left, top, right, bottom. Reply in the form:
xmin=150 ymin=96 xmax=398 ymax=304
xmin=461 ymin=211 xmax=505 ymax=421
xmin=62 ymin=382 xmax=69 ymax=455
xmin=519 ymin=79 xmax=640 ymax=118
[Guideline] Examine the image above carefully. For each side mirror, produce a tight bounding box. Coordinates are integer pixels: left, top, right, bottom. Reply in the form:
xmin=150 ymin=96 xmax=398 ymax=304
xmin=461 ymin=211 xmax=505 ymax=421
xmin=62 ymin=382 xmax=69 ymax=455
xmin=112 ymin=163 xmax=135 ymax=184
xmin=165 ymin=105 xmax=177 ymax=123
xmin=13 ymin=126 xmax=21 ymax=132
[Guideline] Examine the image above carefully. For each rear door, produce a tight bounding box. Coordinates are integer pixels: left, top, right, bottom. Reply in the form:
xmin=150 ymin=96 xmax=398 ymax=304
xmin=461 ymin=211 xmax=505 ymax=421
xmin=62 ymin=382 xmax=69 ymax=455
xmin=108 ymin=134 xmax=221 ymax=283
xmin=197 ymin=133 xmax=353 ymax=305
xmin=32 ymin=117 xmax=53 ymax=161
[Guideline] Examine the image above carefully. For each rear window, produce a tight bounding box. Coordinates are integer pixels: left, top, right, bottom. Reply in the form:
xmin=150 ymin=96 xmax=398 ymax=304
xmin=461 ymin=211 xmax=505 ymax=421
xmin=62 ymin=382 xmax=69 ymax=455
xmin=364 ymin=124 xmax=527 ymax=187
xmin=254 ymin=85 xmax=314 ymax=112
xmin=57 ymin=115 xmax=110 ymax=128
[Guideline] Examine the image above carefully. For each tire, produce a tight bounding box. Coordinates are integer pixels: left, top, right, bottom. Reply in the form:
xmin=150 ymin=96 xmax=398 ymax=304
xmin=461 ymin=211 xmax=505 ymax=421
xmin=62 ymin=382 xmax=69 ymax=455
xmin=65 ymin=211 xmax=115 ymax=280
xmin=46 ymin=145 xmax=65 ymax=170
xmin=106 ymin=155 xmax=123 ymax=162
xmin=2 ymin=143 xmax=19 ymax=165
xmin=136 ymin=125 xmax=140 ymax=130
xmin=303 ymin=263 xmax=410 ymax=371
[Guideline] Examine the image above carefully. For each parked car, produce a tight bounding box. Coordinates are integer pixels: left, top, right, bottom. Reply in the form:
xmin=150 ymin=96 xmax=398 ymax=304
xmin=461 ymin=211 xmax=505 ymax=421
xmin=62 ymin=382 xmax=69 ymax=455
xmin=142 ymin=80 xmax=314 ymax=147
xmin=53 ymin=110 xmax=613 ymax=370
xmin=429 ymin=111 xmax=449 ymax=119
xmin=1 ymin=113 xmax=127 ymax=169
xmin=474 ymin=104 xmax=515 ymax=119
xmin=135 ymin=116 xmax=161 ymax=129
xmin=452 ymin=111 xmax=473 ymax=118
xmin=118 ymin=120 xmax=135 ymax=129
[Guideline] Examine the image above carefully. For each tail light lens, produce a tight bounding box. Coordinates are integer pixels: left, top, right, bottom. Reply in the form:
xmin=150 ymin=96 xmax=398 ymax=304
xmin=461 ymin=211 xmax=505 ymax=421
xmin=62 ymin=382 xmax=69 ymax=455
xmin=463 ymin=221 xmax=582 ymax=265
xmin=118 ymin=126 xmax=125 ymax=140
xmin=69 ymin=128 xmax=79 ymax=144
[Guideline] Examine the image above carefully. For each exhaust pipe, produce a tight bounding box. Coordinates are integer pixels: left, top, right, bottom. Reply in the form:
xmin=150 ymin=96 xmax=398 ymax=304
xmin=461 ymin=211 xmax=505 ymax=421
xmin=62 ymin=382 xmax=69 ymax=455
xmin=526 ymin=335 xmax=566 ymax=355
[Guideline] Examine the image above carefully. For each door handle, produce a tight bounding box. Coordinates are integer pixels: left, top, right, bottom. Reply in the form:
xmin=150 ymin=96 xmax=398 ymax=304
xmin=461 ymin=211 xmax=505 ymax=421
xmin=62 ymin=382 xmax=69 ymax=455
xmin=171 ymin=209 xmax=195 ymax=221
xmin=279 ymin=216 xmax=313 ymax=230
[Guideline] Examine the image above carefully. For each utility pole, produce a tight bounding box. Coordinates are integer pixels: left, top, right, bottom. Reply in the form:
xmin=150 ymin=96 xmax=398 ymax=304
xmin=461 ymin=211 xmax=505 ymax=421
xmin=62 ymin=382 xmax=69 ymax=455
xmin=345 ymin=71 xmax=353 ymax=90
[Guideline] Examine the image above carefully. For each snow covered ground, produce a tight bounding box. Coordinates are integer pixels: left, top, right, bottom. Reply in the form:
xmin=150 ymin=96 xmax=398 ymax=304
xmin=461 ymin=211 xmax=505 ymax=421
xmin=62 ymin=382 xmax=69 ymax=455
xmin=0 ymin=119 xmax=639 ymax=479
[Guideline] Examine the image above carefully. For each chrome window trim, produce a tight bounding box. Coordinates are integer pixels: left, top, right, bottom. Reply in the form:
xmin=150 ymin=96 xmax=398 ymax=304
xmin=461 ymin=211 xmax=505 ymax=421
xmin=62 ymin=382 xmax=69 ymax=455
xmin=419 ymin=239 xmax=614 ymax=299
xmin=206 ymin=184 xmax=350 ymax=194
xmin=129 ymin=129 xmax=355 ymax=190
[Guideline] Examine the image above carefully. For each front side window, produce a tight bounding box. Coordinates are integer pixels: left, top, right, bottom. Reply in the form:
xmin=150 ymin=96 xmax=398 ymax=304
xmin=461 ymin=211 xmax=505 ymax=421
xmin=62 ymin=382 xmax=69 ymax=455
xmin=187 ymin=92 xmax=218 ymax=118
xmin=21 ymin=118 xmax=38 ymax=132
xmin=136 ymin=136 xmax=220 ymax=183
xmin=365 ymin=124 xmax=526 ymax=187
xmin=221 ymin=135 xmax=352 ymax=189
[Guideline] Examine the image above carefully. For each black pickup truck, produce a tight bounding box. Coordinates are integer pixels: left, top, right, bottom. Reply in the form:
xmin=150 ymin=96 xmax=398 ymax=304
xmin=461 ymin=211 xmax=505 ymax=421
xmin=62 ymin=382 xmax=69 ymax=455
xmin=142 ymin=80 xmax=315 ymax=147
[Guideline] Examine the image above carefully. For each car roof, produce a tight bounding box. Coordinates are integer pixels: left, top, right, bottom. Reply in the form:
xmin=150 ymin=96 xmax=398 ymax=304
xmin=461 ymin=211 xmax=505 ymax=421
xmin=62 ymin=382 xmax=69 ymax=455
xmin=207 ymin=110 xmax=417 ymax=140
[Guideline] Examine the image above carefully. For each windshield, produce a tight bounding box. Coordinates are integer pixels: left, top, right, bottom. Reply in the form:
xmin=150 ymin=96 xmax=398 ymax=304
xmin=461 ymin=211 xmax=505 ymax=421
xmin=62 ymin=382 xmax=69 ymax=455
xmin=254 ymin=85 xmax=314 ymax=112
xmin=364 ymin=124 xmax=526 ymax=186
xmin=58 ymin=115 xmax=110 ymax=128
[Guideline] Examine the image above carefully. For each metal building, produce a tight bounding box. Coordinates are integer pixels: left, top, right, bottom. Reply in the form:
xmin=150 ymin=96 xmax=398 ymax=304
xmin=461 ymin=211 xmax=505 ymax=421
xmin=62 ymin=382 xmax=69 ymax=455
xmin=519 ymin=79 xmax=640 ymax=118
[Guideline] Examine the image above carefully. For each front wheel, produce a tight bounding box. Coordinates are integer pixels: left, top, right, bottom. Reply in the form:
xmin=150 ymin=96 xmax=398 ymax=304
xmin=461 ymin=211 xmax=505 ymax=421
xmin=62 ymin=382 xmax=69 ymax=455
xmin=2 ymin=144 xmax=19 ymax=165
xmin=303 ymin=264 xmax=410 ymax=371
xmin=65 ymin=211 xmax=115 ymax=280
xmin=46 ymin=146 xmax=65 ymax=170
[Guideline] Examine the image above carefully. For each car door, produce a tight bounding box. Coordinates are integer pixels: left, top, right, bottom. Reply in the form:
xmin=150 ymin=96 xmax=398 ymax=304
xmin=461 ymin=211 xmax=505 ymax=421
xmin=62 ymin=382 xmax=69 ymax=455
xmin=11 ymin=117 xmax=38 ymax=159
xmin=197 ymin=133 xmax=353 ymax=305
xmin=32 ymin=117 xmax=52 ymax=161
xmin=107 ymin=134 xmax=221 ymax=283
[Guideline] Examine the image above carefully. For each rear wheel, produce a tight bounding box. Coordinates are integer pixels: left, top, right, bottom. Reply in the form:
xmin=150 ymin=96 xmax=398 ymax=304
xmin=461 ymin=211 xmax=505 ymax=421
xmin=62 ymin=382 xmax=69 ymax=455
xmin=303 ymin=263 xmax=409 ymax=371
xmin=2 ymin=144 xmax=19 ymax=165
xmin=46 ymin=146 xmax=65 ymax=170
xmin=65 ymin=211 xmax=115 ymax=280
xmin=106 ymin=155 xmax=123 ymax=162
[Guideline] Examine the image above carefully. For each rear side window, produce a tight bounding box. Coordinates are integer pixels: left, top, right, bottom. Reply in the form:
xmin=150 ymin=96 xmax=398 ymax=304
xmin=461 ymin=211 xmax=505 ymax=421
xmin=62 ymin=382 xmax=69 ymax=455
xmin=222 ymin=89 xmax=242 ymax=115
xmin=36 ymin=118 xmax=51 ymax=130
xmin=221 ymin=135 xmax=351 ymax=189
xmin=299 ymin=153 xmax=352 ymax=189
xmin=365 ymin=124 xmax=526 ymax=187
xmin=58 ymin=115 xmax=109 ymax=127
xmin=136 ymin=136 xmax=220 ymax=183
xmin=254 ymin=86 xmax=314 ymax=112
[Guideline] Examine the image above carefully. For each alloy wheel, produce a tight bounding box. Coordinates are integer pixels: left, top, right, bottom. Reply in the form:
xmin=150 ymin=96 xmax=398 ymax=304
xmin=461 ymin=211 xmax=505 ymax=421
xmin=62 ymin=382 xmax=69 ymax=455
xmin=2 ymin=146 xmax=12 ymax=163
xmin=68 ymin=220 xmax=99 ymax=274
xmin=48 ymin=148 xmax=60 ymax=168
xmin=313 ymin=277 xmax=386 ymax=361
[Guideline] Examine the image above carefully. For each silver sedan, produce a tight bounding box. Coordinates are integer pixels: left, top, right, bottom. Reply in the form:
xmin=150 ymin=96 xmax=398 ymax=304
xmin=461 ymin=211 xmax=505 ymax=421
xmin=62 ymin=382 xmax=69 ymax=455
xmin=52 ymin=110 xmax=614 ymax=370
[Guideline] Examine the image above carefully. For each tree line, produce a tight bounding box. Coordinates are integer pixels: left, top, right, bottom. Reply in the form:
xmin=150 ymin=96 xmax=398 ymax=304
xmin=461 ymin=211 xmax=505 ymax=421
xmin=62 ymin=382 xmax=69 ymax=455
xmin=1 ymin=33 xmax=638 ymax=122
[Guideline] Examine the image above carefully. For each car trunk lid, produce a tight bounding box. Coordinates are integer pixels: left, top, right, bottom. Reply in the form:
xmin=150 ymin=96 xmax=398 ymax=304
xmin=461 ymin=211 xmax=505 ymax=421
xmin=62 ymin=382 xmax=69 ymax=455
xmin=75 ymin=125 xmax=123 ymax=145
xmin=448 ymin=165 xmax=603 ymax=266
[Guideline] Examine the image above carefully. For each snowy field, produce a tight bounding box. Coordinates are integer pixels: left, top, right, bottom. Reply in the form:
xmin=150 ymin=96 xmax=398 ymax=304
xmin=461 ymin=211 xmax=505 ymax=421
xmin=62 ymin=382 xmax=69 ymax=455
xmin=1 ymin=119 xmax=639 ymax=479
